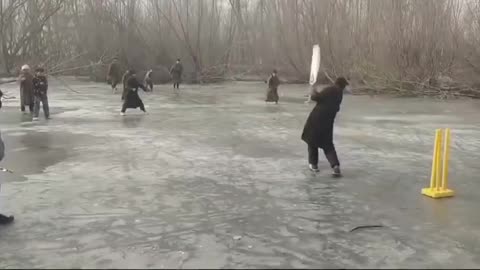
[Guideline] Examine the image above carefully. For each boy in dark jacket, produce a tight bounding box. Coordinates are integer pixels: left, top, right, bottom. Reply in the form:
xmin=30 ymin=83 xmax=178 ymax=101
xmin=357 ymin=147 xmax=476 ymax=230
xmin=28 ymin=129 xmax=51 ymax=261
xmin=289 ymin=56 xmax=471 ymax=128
xmin=32 ymin=67 xmax=50 ymax=120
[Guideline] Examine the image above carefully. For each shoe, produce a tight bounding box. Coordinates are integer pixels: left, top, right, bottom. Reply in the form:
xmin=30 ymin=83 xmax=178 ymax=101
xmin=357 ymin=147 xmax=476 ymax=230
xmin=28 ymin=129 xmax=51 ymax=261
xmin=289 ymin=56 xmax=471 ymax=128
xmin=309 ymin=164 xmax=319 ymax=172
xmin=32 ymin=117 xmax=39 ymax=121
xmin=0 ymin=214 xmax=14 ymax=225
xmin=332 ymin=165 xmax=342 ymax=177
xmin=120 ymin=112 xmax=126 ymax=116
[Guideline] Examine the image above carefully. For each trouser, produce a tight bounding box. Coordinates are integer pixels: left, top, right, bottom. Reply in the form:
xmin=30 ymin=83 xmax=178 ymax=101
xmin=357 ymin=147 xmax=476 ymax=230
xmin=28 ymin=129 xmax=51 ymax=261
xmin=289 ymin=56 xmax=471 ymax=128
xmin=111 ymin=79 xmax=118 ymax=90
xmin=308 ymin=143 xmax=340 ymax=168
xmin=147 ymin=81 xmax=153 ymax=91
xmin=121 ymin=101 xmax=146 ymax=113
xmin=173 ymin=82 xmax=180 ymax=89
xmin=21 ymin=103 xmax=34 ymax=113
xmin=33 ymin=94 xmax=49 ymax=118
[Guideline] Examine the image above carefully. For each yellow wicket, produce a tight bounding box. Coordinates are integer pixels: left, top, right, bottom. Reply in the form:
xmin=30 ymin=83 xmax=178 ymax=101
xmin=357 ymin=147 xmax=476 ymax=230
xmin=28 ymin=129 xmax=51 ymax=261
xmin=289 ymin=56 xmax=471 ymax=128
xmin=422 ymin=128 xmax=455 ymax=198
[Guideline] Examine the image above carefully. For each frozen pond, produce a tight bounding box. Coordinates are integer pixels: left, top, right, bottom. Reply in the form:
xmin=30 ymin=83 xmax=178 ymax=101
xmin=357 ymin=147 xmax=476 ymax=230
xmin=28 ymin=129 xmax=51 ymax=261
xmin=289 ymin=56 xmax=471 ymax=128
xmin=0 ymin=78 xmax=480 ymax=268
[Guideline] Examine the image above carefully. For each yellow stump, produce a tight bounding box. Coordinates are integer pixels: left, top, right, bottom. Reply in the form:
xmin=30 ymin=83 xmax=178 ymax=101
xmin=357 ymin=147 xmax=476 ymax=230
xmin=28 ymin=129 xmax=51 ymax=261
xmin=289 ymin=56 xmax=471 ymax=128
xmin=421 ymin=128 xmax=455 ymax=199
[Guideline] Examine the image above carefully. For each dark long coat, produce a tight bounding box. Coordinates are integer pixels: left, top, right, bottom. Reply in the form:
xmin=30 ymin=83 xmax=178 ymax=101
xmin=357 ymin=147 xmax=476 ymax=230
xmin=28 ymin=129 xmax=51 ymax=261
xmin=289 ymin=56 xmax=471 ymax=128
xmin=301 ymin=84 xmax=343 ymax=148
xmin=266 ymin=75 xmax=280 ymax=102
xmin=19 ymin=72 xmax=34 ymax=106
xmin=170 ymin=63 xmax=183 ymax=83
xmin=123 ymin=76 xmax=147 ymax=109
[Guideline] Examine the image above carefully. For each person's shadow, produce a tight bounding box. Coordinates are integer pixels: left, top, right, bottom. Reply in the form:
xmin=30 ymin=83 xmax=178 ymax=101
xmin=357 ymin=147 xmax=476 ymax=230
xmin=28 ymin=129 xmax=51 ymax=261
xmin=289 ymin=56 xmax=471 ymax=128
xmin=121 ymin=115 xmax=144 ymax=129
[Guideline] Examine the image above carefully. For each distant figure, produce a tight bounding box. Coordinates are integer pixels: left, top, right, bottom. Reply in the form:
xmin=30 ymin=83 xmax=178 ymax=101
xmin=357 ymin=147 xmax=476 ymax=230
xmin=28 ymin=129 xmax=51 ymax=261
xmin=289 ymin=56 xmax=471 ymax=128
xmin=265 ymin=69 xmax=280 ymax=104
xmin=121 ymin=70 xmax=132 ymax=101
xmin=18 ymin=64 xmax=34 ymax=113
xmin=301 ymin=77 xmax=348 ymax=177
xmin=170 ymin=58 xmax=183 ymax=90
xmin=121 ymin=70 xmax=147 ymax=115
xmin=107 ymin=58 xmax=122 ymax=93
xmin=32 ymin=67 xmax=50 ymax=121
xmin=144 ymin=69 xmax=153 ymax=91
xmin=0 ymin=130 xmax=14 ymax=225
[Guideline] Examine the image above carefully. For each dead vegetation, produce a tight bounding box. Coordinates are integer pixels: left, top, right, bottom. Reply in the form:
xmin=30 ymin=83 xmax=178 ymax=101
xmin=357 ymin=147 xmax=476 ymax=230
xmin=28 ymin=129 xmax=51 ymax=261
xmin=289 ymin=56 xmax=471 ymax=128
xmin=0 ymin=0 xmax=480 ymax=98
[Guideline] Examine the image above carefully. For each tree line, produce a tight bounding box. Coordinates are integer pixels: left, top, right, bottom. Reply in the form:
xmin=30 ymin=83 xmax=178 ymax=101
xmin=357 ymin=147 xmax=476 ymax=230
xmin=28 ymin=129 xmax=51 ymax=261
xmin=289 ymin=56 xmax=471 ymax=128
xmin=1 ymin=0 xmax=480 ymax=96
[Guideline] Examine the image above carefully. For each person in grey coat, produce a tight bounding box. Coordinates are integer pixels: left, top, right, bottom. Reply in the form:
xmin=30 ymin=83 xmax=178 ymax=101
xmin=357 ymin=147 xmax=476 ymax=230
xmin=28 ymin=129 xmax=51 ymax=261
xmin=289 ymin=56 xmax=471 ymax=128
xmin=0 ymin=131 xmax=14 ymax=225
xmin=170 ymin=59 xmax=183 ymax=90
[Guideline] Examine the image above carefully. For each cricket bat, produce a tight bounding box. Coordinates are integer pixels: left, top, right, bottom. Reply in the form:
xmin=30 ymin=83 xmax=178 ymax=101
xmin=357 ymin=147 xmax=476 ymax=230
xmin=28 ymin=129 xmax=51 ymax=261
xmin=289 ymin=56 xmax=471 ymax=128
xmin=306 ymin=44 xmax=321 ymax=103
xmin=309 ymin=44 xmax=321 ymax=86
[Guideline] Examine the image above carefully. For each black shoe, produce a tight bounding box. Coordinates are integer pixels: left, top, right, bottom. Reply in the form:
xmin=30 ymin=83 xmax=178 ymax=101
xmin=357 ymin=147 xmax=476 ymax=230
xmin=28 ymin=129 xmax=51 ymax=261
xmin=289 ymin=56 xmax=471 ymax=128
xmin=332 ymin=165 xmax=342 ymax=177
xmin=0 ymin=214 xmax=14 ymax=225
xmin=309 ymin=164 xmax=319 ymax=172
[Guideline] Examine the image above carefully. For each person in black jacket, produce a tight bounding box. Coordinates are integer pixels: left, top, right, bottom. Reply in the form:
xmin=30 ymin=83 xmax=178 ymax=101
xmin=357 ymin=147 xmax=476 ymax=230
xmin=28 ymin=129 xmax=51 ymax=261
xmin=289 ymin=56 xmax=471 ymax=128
xmin=121 ymin=69 xmax=147 ymax=115
xmin=32 ymin=67 xmax=50 ymax=120
xmin=301 ymin=77 xmax=348 ymax=177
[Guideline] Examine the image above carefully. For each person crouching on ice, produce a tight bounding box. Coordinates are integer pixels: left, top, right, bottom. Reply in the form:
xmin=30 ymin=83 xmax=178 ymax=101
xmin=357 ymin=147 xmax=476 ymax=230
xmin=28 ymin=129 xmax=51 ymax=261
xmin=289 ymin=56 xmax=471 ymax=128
xmin=301 ymin=77 xmax=349 ymax=177
xmin=120 ymin=69 xmax=147 ymax=116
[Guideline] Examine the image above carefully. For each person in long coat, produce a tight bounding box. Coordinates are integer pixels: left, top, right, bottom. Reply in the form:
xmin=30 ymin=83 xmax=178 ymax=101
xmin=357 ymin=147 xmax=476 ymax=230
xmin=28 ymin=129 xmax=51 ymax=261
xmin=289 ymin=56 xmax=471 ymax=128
xmin=121 ymin=70 xmax=132 ymax=101
xmin=265 ymin=69 xmax=280 ymax=104
xmin=120 ymin=70 xmax=147 ymax=115
xmin=18 ymin=65 xmax=34 ymax=113
xmin=301 ymin=77 xmax=348 ymax=177
xmin=107 ymin=58 xmax=122 ymax=93
xmin=170 ymin=59 xmax=183 ymax=90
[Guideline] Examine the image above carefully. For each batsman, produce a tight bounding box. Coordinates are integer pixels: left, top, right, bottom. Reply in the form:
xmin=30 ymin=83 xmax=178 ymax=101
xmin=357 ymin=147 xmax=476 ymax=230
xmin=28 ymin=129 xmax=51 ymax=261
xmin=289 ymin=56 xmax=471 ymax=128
xmin=301 ymin=44 xmax=349 ymax=177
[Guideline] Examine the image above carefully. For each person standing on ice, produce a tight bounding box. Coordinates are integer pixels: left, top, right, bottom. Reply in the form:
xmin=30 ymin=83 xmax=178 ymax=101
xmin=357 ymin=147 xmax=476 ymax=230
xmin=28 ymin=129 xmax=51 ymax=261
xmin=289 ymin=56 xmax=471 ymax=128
xmin=170 ymin=58 xmax=183 ymax=90
xmin=32 ymin=67 xmax=50 ymax=121
xmin=121 ymin=69 xmax=132 ymax=101
xmin=18 ymin=65 xmax=34 ymax=114
xmin=301 ymin=77 xmax=348 ymax=177
xmin=120 ymin=70 xmax=148 ymax=116
xmin=144 ymin=69 xmax=153 ymax=92
xmin=107 ymin=57 xmax=122 ymax=93
xmin=0 ymin=130 xmax=14 ymax=225
xmin=265 ymin=69 xmax=280 ymax=104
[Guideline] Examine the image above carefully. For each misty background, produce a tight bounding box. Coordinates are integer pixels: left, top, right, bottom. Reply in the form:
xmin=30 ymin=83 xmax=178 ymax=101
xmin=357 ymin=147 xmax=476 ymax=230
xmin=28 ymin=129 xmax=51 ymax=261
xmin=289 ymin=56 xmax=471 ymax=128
xmin=1 ymin=0 xmax=480 ymax=97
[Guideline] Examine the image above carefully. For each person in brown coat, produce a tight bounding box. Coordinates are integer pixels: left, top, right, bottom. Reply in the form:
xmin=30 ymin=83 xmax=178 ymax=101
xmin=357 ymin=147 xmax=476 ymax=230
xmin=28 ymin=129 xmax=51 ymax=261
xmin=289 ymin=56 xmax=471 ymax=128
xmin=121 ymin=70 xmax=132 ymax=100
xmin=107 ymin=58 xmax=122 ymax=93
xmin=301 ymin=77 xmax=349 ymax=177
xmin=18 ymin=65 xmax=34 ymax=113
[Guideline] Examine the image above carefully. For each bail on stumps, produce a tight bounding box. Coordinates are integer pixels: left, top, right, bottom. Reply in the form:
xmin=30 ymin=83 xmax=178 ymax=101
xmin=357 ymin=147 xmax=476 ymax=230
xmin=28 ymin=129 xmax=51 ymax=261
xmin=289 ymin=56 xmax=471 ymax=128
xmin=421 ymin=128 xmax=455 ymax=199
